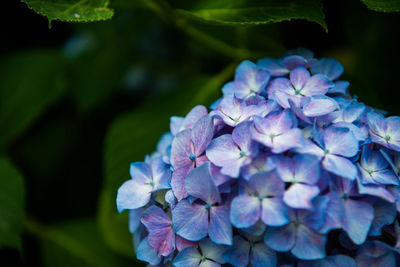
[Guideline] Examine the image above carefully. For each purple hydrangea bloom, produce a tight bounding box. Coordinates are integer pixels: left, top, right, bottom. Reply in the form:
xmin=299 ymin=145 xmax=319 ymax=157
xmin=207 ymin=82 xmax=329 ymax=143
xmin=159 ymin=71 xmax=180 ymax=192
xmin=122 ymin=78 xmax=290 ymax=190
xmin=116 ymin=49 xmax=400 ymax=266
xmin=222 ymin=60 xmax=270 ymax=99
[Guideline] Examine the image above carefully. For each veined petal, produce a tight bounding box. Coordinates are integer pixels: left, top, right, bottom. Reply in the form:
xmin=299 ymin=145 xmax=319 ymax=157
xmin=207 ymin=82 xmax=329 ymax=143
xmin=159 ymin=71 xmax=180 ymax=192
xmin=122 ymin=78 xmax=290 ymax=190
xmin=342 ymin=199 xmax=374 ymax=245
xmin=264 ymin=223 xmax=296 ymax=252
xmin=322 ymin=154 xmax=357 ymax=180
xmin=209 ymin=205 xmax=233 ymax=245
xmin=323 ymin=126 xmax=359 ymax=157
xmin=294 ymin=154 xmax=321 ymax=184
xmin=232 ymin=122 xmax=258 ymax=156
xmin=302 ymin=96 xmax=339 ymax=117
xmin=271 ymin=128 xmax=305 ymax=153
xmin=129 ymin=162 xmax=152 ymax=183
xmin=200 ymin=238 xmax=227 ymax=264
xmin=290 ymin=66 xmax=310 ymax=90
xmin=171 ymin=129 xmax=194 ymax=170
xmin=250 ymin=243 xmax=277 ymax=267
xmin=261 ymin=198 xmax=290 ymax=226
xmin=173 ymin=247 xmax=202 ymax=267
xmin=291 ymin=225 xmax=326 ymax=260
xmin=137 ymin=238 xmax=162 ymax=266
xmin=302 ymin=74 xmax=333 ymax=96
xmin=185 ymin=163 xmax=219 ymax=205
xmin=191 ymin=116 xmax=213 ymax=156
xmin=171 ymin=167 xmax=190 ymax=201
xmin=230 ymin=195 xmax=260 ymax=228
xmin=116 ymin=179 xmax=152 ymax=212
xmin=173 ymin=200 xmax=209 ymax=241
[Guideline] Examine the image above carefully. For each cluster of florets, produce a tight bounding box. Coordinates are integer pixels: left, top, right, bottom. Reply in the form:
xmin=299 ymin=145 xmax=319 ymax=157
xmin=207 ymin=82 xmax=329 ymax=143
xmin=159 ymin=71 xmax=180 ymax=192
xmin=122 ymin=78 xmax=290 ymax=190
xmin=116 ymin=48 xmax=400 ymax=266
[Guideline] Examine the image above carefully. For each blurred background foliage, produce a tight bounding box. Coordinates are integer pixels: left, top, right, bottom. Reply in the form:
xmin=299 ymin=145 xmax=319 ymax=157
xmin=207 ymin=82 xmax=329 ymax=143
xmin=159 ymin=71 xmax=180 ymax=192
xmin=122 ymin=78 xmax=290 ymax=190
xmin=0 ymin=0 xmax=399 ymax=266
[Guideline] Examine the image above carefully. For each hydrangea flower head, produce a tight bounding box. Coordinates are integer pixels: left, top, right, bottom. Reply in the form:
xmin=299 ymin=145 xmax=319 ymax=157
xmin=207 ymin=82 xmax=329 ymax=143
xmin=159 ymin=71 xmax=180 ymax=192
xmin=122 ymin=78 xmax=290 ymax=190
xmin=117 ymin=49 xmax=400 ymax=266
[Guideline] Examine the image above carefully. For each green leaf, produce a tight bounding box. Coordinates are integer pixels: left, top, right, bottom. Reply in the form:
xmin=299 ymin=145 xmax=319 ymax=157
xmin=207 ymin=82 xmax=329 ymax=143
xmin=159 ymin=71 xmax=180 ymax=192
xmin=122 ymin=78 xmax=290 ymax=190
xmin=25 ymin=218 xmax=133 ymax=267
xmin=360 ymin=0 xmax=400 ymax=12
xmin=100 ymin=66 xmax=235 ymax=256
xmin=0 ymin=50 xmax=67 ymax=150
xmin=0 ymin=157 xmax=25 ymax=251
xmin=175 ymin=0 xmax=327 ymax=31
xmin=21 ymin=0 xmax=114 ymax=23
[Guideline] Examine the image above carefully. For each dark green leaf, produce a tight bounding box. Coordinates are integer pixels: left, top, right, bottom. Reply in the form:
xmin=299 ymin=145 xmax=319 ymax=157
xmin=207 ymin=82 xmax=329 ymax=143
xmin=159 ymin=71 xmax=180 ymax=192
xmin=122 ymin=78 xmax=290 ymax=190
xmin=0 ymin=157 xmax=24 ymax=251
xmin=25 ymin=219 xmax=133 ymax=267
xmin=21 ymin=0 xmax=114 ymax=23
xmin=360 ymin=0 xmax=400 ymax=12
xmin=175 ymin=0 xmax=327 ymax=31
xmin=0 ymin=50 xmax=67 ymax=150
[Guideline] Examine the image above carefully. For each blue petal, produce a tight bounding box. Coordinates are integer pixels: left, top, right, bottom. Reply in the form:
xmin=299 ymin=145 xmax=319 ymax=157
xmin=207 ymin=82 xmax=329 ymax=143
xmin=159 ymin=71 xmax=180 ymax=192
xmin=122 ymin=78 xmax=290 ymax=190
xmin=222 ymin=235 xmax=250 ymax=267
xmin=291 ymin=225 xmax=326 ymax=260
xmin=264 ymin=223 xmax=296 ymax=252
xmin=172 ymin=200 xmax=209 ymax=241
xmin=322 ymin=154 xmax=357 ymax=180
xmin=173 ymin=247 xmax=201 ymax=267
xmin=369 ymin=200 xmax=397 ymax=236
xmin=137 ymin=237 xmax=162 ymax=266
xmin=342 ymin=199 xmax=374 ymax=244
xmin=116 ymin=179 xmax=152 ymax=212
xmin=129 ymin=207 xmax=144 ymax=233
xmin=299 ymin=255 xmax=356 ymax=267
xmin=230 ymin=195 xmax=260 ymax=228
xmin=185 ymin=162 xmax=220 ymax=205
xmin=310 ymin=57 xmax=344 ymax=81
xmin=209 ymin=205 xmax=233 ymax=245
xmin=199 ymin=238 xmax=227 ymax=264
xmin=250 ymin=243 xmax=277 ymax=267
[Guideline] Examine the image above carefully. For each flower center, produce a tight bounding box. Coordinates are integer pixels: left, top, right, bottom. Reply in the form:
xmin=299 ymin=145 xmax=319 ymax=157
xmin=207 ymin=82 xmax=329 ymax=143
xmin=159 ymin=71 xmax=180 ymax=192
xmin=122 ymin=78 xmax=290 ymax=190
xmin=342 ymin=193 xmax=350 ymax=199
xmin=293 ymin=220 xmax=301 ymax=227
xmin=189 ymin=154 xmax=196 ymax=161
xmin=200 ymin=255 xmax=207 ymax=262
xmin=385 ymin=135 xmax=391 ymax=142
xmin=204 ymin=204 xmax=210 ymax=210
xmin=239 ymin=151 xmax=246 ymax=158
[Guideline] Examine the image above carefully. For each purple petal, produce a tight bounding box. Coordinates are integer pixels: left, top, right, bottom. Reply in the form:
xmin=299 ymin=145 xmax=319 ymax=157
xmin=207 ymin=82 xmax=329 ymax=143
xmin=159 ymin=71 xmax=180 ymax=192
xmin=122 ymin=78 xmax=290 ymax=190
xmin=185 ymin=162 xmax=219 ymax=205
xmin=284 ymin=184 xmax=320 ymax=209
xmin=301 ymin=74 xmax=333 ymax=96
xmin=267 ymin=78 xmax=293 ymax=97
xmin=223 ymin=235 xmax=250 ymax=267
xmin=299 ymin=196 xmax=329 ymax=231
xmin=230 ymin=195 xmax=260 ymax=228
xmin=173 ymin=247 xmax=201 ymax=267
xmin=232 ymin=122 xmax=259 ymax=157
xmin=294 ymin=139 xmax=325 ymax=160
xmin=137 ymin=237 xmax=162 ymax=265
xmin=290 ymin=66 xmax=310 ymax=90
xmin=342 ymin=199 xmax=374 ymax=244
xmin=311 ymin=58 xmax=344 ymax=81
xmin=319 ymin=192 xmax=344 ymax=233
xmin=294 ymin=154 xmax=321 ymax=184
xmin=323 ymin=126 xmax=359 ymax=157
xmin=250 ymin=243 xmax=277 ymax=267
xmin=206 ymin=134 xmax=242 ymax=178
xmin=358 ymin=178 xmax=395 ymax=203
xmin=322 ymin=154 xmax=357 ymax=180
xmin=175 ymin=236 xmax=198 ymax=252
xmin=191 ymin=116 xmax=213 ymax=156
xmin=209 ymin=205 xmax=233 ymax=245
xmin=222 ymin=81 xmax=249 ymax=99
xmin=170 ymin=116 xmax=184 ymax=136
xmin=282 ymin=55 xmax=308 ymax=70
xmin=291 ymin=225 xmax=326 ymax=260
xmin=180 ymin=105 xmax=208 ymax=133
xmin=264 ymin=223 xmax=296 ymax=252
xmin=261 ymin=198 xmax=290 ymax=226
xmin=270 ymin=128 xmax=305 ymax=153
xmin=249 ymin=171 xmax=285 ymax=197
xmin=172 ymin=200 xmax=209 ymax=241
xmin=241 ymin=153 xmax=273 ymax=181
xmin=302 ymin=96 xmax=339 ymax=117
xmin=141 ymin=206 xmax=175 ymax=256
xmin=171 ymin=167 xmax=190 ymax=201
xmin=235 ymin=60 xmax=270 ymax=92
xmin=116 ymin=179 xmax=152 ymax=212
xmin=171 ymin=129 xmax=194 ymax=171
